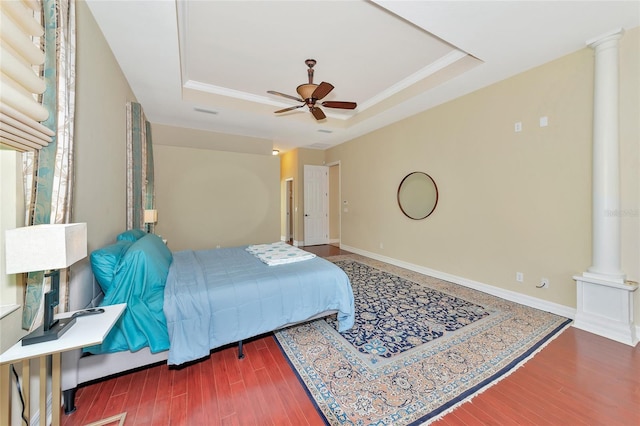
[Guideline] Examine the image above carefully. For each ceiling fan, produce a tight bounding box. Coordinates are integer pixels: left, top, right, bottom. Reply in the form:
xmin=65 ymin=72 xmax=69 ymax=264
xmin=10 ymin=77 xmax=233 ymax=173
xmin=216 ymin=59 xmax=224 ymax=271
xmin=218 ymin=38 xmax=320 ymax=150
xmin=267 ymin=59 xmax=357 ymax=120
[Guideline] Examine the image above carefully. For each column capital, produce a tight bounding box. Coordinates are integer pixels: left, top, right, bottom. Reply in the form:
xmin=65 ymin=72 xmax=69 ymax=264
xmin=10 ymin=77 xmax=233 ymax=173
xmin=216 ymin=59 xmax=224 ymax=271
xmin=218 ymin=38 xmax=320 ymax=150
xmin=587 ymin=27 xmax=624 ymax=49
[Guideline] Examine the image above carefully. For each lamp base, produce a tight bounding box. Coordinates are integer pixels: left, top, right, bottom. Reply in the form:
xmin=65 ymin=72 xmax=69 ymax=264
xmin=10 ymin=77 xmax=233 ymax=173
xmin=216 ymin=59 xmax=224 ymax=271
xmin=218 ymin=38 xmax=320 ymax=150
xmin=21 ymin=317 xmax=77 ymax=346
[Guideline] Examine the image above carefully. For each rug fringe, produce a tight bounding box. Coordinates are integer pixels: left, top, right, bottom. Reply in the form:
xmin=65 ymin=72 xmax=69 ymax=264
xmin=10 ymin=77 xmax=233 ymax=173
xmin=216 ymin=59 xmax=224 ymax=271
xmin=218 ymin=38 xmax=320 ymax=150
xmin=420 ymin=321 xmax=573 ymax=425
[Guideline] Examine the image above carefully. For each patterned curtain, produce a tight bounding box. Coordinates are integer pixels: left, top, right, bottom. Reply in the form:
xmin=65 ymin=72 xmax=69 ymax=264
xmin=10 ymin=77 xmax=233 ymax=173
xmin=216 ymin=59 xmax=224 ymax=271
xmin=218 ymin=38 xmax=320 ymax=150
xmin=22 ymin=0 xmax=76 ymax=330
xmin=126 ymin=102 xmax=155 ymax=230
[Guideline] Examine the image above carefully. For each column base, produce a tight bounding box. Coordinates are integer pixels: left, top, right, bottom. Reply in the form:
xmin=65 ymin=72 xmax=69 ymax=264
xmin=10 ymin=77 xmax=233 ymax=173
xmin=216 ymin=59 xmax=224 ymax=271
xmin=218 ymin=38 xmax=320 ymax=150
xmin=573 ymin=274 xmax=639 ymax=346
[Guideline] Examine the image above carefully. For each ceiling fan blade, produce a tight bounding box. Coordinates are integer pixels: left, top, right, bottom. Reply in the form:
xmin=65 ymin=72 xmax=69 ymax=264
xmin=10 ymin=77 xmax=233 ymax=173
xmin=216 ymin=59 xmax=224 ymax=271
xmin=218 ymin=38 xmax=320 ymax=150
xmin=274 ymin=105 xmax=304 ymax=114
xmin=310 ymin=106 xmax=326 ymax=120
xmin=312 ymin=82 xmax=334 ymax=100
xmin=267 ymin=90 xmax=304 ymax=103
xmin=322 ymin=101 xmax=357 ymax=110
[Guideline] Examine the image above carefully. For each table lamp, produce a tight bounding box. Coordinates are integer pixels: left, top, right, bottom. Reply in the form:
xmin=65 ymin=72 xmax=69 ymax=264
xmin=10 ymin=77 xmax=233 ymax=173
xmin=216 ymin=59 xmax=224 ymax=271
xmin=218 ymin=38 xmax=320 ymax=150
xmin=143 ymin=209 xmax=157 ymax=233
xmin=5 ymin=223 xmax=87 ymax=345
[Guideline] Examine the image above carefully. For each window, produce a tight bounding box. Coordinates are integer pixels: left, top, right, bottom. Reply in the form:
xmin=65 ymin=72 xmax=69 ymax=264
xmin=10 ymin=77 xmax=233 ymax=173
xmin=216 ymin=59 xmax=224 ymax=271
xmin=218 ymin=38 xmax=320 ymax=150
xmin=0 ymin=0 xmax=53 ymax=152
xmin=0 ymin=148 xmax=24 ymax=318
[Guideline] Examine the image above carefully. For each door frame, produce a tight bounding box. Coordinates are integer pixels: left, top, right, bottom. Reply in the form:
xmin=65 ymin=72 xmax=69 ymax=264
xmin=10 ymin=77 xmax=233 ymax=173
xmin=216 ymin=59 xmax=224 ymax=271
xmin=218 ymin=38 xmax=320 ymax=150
xmin=285 ymin=178 xmax=294 ymax=244
xmin=327 ymin=160 xmax=341 ymax=247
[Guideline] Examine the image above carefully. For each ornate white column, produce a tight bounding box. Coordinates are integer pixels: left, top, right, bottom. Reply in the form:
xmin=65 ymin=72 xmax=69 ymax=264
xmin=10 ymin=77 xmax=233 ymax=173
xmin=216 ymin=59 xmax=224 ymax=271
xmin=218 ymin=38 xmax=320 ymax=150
xmin=585 ymin=28 xmax=625 ymax=282
xmin=573 ymin=28 xmax=638 ymax=346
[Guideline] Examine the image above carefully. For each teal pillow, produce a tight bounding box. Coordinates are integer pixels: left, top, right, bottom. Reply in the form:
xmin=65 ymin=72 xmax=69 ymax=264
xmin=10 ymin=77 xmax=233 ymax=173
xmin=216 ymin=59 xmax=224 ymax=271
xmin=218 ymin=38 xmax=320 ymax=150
xmin=118 ymin=233 xmax=173 ymax=291
xmin=116 ymin=229 xmax=146 ymax=242
xmin=90 ymin=240 xmax=133 ymax=293
xmin=93 ymin=233 xmax=173 ymax=353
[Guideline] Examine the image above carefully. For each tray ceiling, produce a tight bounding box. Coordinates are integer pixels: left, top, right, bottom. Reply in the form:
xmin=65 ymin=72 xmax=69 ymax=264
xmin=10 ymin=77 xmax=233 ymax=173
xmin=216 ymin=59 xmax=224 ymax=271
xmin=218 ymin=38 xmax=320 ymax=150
xmin=86 ymin=1 xmax=639 ymax=154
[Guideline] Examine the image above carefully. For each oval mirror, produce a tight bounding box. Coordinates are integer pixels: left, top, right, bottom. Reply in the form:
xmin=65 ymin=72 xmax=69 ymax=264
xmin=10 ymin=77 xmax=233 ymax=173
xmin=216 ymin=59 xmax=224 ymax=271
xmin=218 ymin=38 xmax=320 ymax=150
xmin=397 ymin=172 xmax=438 ymax=220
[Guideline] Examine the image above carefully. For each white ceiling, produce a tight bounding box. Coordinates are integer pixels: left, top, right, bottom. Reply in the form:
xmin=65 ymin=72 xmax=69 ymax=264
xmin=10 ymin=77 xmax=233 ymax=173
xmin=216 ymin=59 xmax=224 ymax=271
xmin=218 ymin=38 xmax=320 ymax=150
xmin=85 ymin=0 xmax=639 ymax=154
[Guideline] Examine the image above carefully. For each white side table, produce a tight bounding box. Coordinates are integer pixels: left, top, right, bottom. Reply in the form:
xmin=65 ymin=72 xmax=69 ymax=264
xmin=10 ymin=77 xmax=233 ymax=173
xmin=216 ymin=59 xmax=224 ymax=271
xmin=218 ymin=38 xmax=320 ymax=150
xmin=0 ymin=303 xmax=126 ymax=426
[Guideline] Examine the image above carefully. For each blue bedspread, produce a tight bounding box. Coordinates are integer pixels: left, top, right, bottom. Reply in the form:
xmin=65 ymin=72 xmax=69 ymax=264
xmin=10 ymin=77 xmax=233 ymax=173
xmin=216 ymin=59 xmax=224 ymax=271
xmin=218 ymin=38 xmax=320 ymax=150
xmin=163 ymin=246 xmax=354 ymax=365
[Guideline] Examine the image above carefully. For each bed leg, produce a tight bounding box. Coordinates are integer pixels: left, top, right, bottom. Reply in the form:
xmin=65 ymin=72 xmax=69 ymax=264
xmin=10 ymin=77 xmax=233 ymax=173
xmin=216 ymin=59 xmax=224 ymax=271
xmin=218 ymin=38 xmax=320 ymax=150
xmin=63 ymin=388 xmax=77 ymax=415
xmin=238 ymin=340 xmax=245 ymax=359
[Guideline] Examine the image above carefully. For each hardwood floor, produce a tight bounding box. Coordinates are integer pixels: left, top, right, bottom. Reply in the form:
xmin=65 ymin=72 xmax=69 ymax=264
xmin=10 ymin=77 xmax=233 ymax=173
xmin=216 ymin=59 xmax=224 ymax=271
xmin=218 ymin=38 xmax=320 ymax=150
xmin=61 ymin=245 xmax=640 ymax=426
xmin=299 ymin=244 xmax=351 ymax=257
xmin=61 ymin=336 xmax=323 ymax=426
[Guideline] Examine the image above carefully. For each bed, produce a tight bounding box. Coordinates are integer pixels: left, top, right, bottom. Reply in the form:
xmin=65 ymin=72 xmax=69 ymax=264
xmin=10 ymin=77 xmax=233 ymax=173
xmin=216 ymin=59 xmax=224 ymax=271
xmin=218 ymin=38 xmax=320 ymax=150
xmin=61 ymin=231 xmax=354 ymax=413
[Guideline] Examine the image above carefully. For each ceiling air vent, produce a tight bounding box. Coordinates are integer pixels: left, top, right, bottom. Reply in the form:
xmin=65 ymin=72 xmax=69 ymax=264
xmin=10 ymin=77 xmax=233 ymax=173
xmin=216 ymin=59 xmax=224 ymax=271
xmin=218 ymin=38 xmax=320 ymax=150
xmin=307 ymin=143 xmax=331 ymax=149
xmin=194 ymin=107 xmax=218 ymax=115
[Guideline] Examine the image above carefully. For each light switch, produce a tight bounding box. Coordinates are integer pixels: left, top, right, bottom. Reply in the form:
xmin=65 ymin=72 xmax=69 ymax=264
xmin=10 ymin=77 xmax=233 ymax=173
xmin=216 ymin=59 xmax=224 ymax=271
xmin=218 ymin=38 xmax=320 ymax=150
xmin=539 ymin=116 xmax=548 ymax=127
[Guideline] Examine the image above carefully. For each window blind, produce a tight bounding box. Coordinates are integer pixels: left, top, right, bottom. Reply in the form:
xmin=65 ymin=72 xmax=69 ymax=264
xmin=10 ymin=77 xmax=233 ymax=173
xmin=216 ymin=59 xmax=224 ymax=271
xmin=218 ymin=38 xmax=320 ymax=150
xmin=0 ymin=0 xmax=53 ymax=152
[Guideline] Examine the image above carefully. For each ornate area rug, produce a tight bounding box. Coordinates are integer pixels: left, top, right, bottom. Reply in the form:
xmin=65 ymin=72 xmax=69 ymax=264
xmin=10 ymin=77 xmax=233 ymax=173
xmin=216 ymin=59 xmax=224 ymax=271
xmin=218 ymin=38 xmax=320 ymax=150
xmin=274 ymin=255 xmax=572 ymax=425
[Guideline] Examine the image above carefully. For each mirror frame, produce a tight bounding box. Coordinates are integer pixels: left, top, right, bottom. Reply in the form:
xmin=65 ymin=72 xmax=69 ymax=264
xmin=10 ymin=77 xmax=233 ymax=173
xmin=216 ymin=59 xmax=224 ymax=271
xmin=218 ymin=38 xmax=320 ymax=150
xmin=397 ymin=171 xmax=439 ymax=220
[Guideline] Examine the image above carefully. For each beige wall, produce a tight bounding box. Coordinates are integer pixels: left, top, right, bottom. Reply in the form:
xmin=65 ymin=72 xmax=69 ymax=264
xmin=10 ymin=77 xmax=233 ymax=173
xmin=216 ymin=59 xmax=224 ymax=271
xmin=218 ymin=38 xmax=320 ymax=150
xmin=71 ymin=0 xmax=139 ymax=308
xmin=326 ymin=27 xmax=639 ymax=315
xmin=153 ymin=143 xmax=280 ymax=251
xmin=74 ymin=0 xmax=135 ymax=247
xmin=619 ymin=27 xmax=640 ymax=285
xmin=152 ymin=123 xmax=272 ymax=155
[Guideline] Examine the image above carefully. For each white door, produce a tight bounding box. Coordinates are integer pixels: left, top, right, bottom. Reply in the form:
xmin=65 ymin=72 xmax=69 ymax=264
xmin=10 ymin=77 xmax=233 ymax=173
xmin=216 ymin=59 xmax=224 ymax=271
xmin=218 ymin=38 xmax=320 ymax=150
xmin=304 ymin=165 xmax=329 ymax=246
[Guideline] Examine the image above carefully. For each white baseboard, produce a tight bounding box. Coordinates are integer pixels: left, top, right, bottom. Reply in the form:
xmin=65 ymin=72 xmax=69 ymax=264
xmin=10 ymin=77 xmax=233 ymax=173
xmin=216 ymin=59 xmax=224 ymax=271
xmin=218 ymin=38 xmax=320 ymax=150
xmin=329 ymin=239 xmax=340 ymax=245
xmin=574 ymin=312 xmax=639 ymax=346
xmin=340 ymin=244 xmax=576 ymax=320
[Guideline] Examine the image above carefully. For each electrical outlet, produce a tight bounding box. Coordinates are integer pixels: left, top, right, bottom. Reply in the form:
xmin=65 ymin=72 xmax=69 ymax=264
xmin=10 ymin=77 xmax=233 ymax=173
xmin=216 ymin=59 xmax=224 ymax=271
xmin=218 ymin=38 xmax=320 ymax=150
xmin=514 ymin=122 xmax=522 ymax=132
xmin=379 ymin=242 xmax=384 ymax=249
xmin=516 ymin=272 xmax=524 ymax=282
xmin=538 ymin=278 xmax=549 ymax=289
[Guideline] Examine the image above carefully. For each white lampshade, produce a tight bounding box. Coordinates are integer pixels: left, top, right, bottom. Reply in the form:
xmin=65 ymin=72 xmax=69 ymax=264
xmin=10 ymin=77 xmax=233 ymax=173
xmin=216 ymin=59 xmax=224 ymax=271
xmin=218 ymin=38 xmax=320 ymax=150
xmin=4 ymin=223 xmax=87 ymax=274
xmin=143 ymin=209 xmax=158 ymax=224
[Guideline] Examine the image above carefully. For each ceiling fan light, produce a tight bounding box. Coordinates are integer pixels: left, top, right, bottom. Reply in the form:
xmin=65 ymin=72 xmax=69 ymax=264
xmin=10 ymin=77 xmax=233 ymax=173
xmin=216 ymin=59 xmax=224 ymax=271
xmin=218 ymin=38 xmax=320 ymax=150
xmin=296 ymin=84 xmax=317 ymax=100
